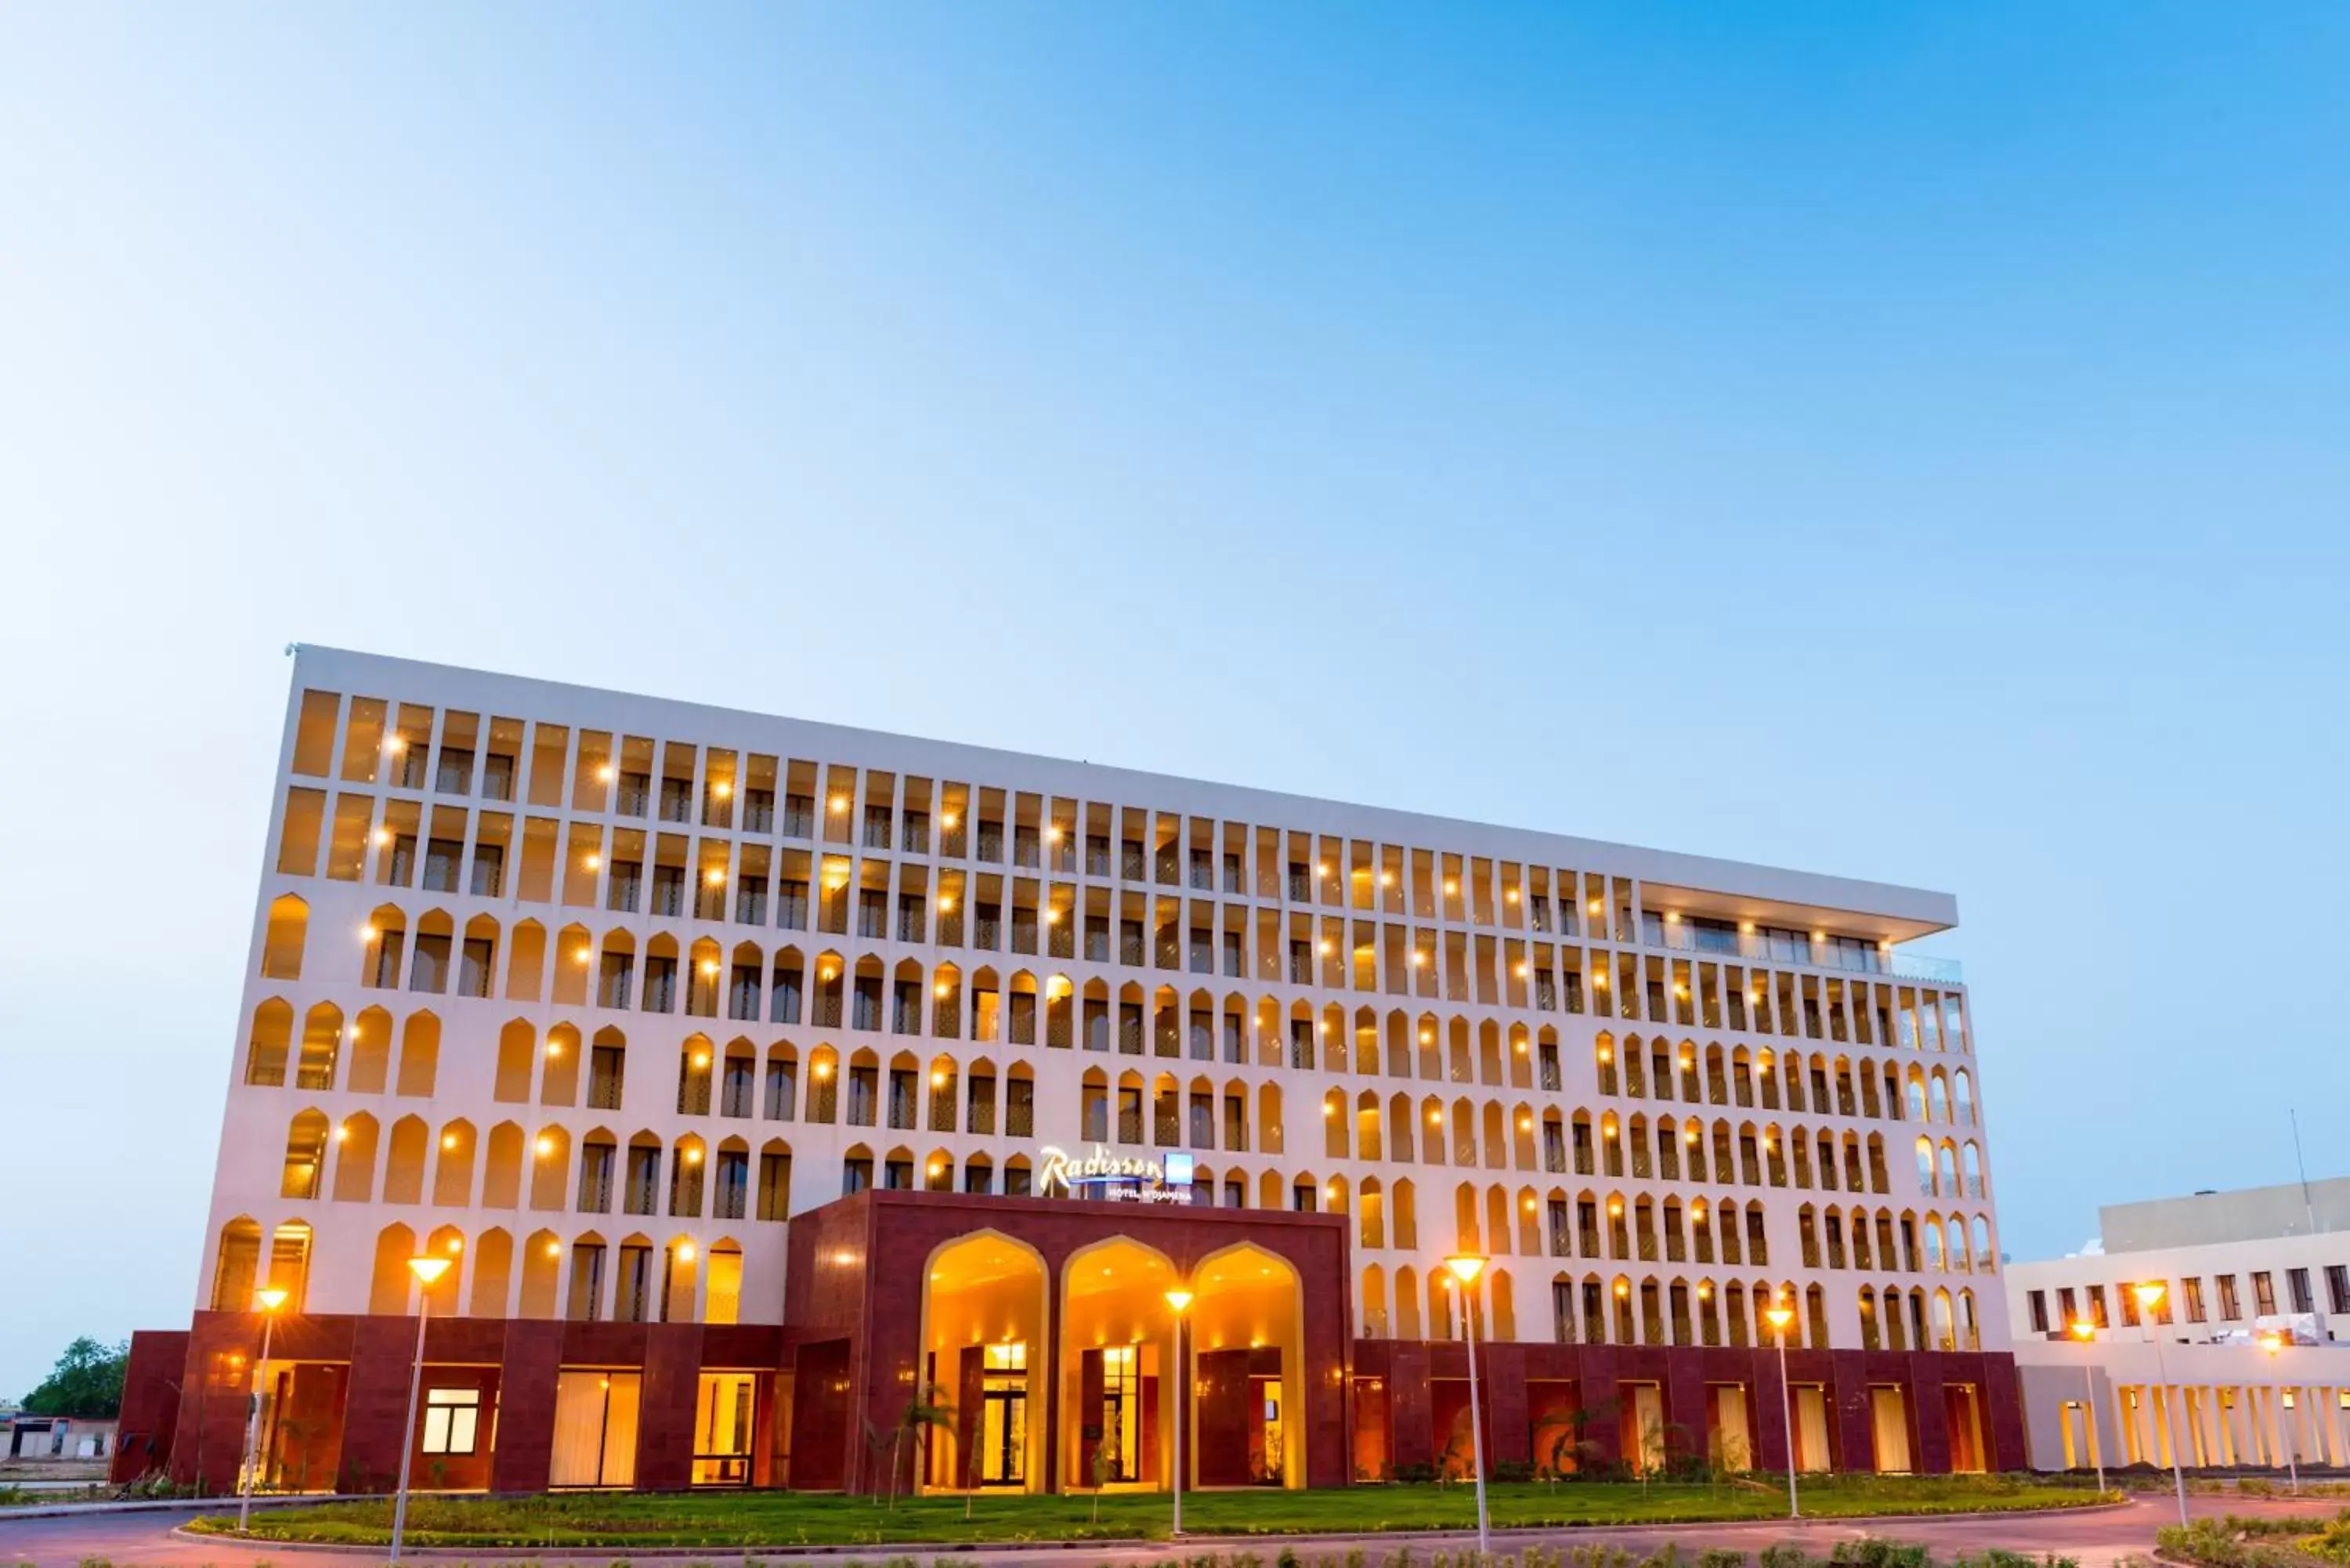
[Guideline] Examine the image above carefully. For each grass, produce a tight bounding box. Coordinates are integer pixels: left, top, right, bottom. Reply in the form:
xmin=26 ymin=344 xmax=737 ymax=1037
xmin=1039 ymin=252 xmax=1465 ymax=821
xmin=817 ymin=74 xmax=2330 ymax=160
xmin=0 ymin=1483 xmax=107 ymax=1508
xmin=190 ymin=1475 xmax=2104 ymax=1549
xmin=2156 ymin=1508 xmax=2350 ymax=1567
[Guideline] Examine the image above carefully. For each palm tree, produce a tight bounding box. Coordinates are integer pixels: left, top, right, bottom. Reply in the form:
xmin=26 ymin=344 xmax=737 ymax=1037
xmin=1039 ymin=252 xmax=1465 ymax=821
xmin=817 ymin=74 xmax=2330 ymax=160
xmin=1532 ymin=1398 xmax=1619 ymax=1484
xmin=870 ymin=1384 xmax=959 ymax=1508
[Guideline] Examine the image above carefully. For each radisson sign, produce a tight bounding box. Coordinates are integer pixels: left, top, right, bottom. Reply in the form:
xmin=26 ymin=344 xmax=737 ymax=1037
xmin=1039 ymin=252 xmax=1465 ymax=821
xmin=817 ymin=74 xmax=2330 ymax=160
xmin=1036 ymin=1145 xmax=1195 ymax=1204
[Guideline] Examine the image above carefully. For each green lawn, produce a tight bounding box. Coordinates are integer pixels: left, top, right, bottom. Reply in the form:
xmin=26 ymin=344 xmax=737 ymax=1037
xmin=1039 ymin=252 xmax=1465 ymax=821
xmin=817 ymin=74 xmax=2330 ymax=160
xmin=192 ymin=1475 xmax=2104 ymax=1549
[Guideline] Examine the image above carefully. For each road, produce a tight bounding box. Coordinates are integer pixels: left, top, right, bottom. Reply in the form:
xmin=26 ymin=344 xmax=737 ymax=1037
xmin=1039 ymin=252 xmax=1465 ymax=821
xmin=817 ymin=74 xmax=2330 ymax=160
xmin=0 ymin=1494 xmax=2335 ymax=1568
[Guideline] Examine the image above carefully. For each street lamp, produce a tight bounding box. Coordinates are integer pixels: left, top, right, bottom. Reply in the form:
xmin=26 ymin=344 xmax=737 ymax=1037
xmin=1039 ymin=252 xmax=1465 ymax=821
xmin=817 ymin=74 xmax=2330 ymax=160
xmin=2133 ymin=1283 xmax=2187 ymax=1529
xmin=389 ymin=1256 xmax=453 ymax=1566
xmin=1165 ymin=1287 xmax=1193 ymax=1537
xmin=236 ymin=1288 xmax=289 ymax=1534
xmin=2258 ymin=1335 xmax=2298 ymax=1494
xmin=1764 ymin=1302 xmax=1799 ymax=1520
xmin=1442 ymin=1254 xmax=1491 ymax=1560
xmin=2067 ymin=1321 xmax=2104 ymax=1495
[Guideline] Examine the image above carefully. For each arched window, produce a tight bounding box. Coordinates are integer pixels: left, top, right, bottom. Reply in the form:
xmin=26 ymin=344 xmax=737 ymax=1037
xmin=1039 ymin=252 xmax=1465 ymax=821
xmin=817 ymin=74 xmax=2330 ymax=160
xmin=1361 ymin=1264 xmax=1390 ymax=1338
xmin=469 ymin=1228 xmax=514 ymax=1317
xmin=506 ymin=919 xmax=547 ymax=1003
xmin=332 ymin=1111 xmax=380 ymax=1202
xmin=483 ymin=1122 xmax=524 ymax=1209
xmin=280 ymin=1109 xmax=329 ymax=1199
xmin=432 ymin=1119 xmax=476 ymax=1208
xmin=396 ymin=1011 xmax=440 ymax=1097
xmin=552 ymin=923 xmax=594 ymax=1008
xmin=1257 ymin=1082 xmax=1285 ymax=1155
xmin=244 ymin=999 xmax=294 ymax=1087
xmin=494 ymin=1021 xmax=537 ymax=1103
xmin=409 ymin=909 xmax=455 ymax=994
xmin=707 ymin=1240 xmax=744 ymax=1325
xmin=261 ymin=895 xmax=309 ymax=981
xmin=519 ymin=1230 xmax=561 ymax=1318
xmin=384 ymin=1115 xmax=429 ymax=1204
xmin=210 ymin=1217 xmax=262 ymax=1310
xmin=295 ymin=1003 xmax=342 ymax=1091
xmin=368 ymin=1223 xmax=420 ymax=1314
xmin=671 ymin=1136 xmax=707 ymax=1216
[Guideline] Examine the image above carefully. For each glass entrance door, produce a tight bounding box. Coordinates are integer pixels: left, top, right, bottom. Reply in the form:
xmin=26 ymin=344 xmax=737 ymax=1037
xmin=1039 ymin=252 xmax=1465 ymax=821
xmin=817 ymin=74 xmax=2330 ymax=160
xmin=1098 ymin=1345 xmax=1139 ymax=1482
xmin=979 ymin=1342 xmax=1028 ymax=1486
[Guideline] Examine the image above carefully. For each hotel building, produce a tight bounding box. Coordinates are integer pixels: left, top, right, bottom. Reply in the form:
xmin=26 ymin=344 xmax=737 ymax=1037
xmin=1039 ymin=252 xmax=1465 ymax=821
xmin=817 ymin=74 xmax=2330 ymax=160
xmin=115 ymin=646 xmax=2019 ymax=1495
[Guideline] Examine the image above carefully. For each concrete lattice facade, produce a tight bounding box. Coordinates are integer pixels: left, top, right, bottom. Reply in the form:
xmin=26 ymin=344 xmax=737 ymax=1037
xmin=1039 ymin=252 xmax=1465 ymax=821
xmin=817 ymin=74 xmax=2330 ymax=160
xmin=117 ymin=647 xmax=2020 ymax=1490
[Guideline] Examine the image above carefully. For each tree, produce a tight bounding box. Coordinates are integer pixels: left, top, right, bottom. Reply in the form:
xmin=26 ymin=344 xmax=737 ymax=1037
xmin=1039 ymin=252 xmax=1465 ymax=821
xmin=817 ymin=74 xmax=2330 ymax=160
xmin=864 ymin=1383 xmax=957 ymax=1508
xmin=21 ymin=1337 xmax=130 ymax=1418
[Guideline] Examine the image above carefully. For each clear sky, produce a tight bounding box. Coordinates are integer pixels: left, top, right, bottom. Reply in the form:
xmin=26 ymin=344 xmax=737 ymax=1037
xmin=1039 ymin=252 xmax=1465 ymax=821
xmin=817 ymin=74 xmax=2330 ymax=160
xmin=2 ymin=3 xmax=2344 ymax=1397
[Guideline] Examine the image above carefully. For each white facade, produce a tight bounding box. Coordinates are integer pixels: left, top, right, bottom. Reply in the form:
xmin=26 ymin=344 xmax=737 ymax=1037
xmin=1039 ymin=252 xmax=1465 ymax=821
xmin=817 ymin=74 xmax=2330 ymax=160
xmin=2013 ymin=1337 xmax=2350 ymax=1474
xmin=2006 ymin=1180 xmax=2350 ymax=1470
xmin=205 ymin=645 xmax=2005 ymax=1360
xmin=2008 ymin=1229 xmax=2350 ymax=1348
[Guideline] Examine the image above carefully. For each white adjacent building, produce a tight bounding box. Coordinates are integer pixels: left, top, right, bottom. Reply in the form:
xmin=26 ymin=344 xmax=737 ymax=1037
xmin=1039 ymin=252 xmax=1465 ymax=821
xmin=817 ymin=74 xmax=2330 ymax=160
xmin=2008 ymin=1179 xmax=2350 ymax=1472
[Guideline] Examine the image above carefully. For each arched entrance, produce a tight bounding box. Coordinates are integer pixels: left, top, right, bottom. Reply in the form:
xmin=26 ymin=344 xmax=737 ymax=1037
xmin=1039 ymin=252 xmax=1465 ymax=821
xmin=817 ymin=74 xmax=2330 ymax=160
xmin=1058 ymin=1237 xmax=1180 ymax=1493
xmin=1186 ymin=1242 xmax=1306 ymax=1489
xmin=917 ymin=1230 xmax=1048 ymax=1494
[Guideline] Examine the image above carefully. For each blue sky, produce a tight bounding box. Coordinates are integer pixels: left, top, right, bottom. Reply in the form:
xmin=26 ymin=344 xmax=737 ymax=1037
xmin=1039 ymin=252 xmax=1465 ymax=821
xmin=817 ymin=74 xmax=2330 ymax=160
xmin=2 ymin=3 xmax=2344 ymax=1396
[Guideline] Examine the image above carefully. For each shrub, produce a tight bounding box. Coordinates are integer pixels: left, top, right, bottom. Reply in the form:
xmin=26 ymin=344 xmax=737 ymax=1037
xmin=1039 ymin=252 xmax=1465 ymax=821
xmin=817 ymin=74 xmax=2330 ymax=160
xmin=1494 ymin=1461 xmax=1536 ymax=1483
xmin=1699 ymin=1552 xmax=1748 ymax=1568
xmin=2155 ymin=1516 xmax=2337 ymax=1568
xmin=1390 ymin=1463 xmax=1440 ymax=1486
xmin=1759 ymin=1546 xmax=1811 ymax=1568
xmin=1826 ymin=1541 xmax=1928 ymax=1568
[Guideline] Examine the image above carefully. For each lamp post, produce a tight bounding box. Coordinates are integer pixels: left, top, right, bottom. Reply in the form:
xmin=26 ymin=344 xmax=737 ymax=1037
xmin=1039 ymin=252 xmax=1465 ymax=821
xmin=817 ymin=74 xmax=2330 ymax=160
xmin=2259 ymin=1335 xmax=2299 ymax=1494
xmin=1764 ymin=1303 xmax=1799 ymax=1520
xmin=1164 ymin=1287 xmax=1193 ymax=1537
xmin=236 ymin=1288 xmax=289 ymax=1534
xmin=2067 ymin=1321 xmax=2104 ymax=1495
xmin=2133 ymin=1283 xmax=2187 ymax=1530
xmin=389 ymin=1255 xmax=453 ymax=1567
xmin=1442 ymin=1254 xmax=1491 ymax=1561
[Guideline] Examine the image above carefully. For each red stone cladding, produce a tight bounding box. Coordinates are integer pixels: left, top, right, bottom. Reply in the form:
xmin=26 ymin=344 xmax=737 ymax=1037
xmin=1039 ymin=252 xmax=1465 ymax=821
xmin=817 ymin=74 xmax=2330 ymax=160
xmin=117 ymin=1310 xmax=786 ymax=1494
xmin=1353 ymin=1338 xmax=2026 ymax=1476
xmin=111 ymin=1194 xmax=2022 ymax=1494
xmin=784 ymin=1188 xmax=1356 ymax=1493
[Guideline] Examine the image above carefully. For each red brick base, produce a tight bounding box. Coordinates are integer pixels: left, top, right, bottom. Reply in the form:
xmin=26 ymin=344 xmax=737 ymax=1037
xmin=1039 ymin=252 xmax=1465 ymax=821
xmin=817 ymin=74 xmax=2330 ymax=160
xmin=114 ymin=1190 xmax=2023 ymax=1492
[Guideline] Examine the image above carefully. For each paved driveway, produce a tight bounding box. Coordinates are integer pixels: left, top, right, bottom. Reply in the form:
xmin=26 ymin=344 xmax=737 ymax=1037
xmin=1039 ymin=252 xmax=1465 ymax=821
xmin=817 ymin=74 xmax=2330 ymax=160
xmin=0 ymin=1494 xmax=2337 ymax=1568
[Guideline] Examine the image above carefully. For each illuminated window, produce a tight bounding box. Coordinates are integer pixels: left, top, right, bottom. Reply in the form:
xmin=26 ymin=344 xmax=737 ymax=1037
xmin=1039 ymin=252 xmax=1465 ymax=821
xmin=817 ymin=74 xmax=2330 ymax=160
xmin=421 ymin=1387 xmax=481 ymax=1455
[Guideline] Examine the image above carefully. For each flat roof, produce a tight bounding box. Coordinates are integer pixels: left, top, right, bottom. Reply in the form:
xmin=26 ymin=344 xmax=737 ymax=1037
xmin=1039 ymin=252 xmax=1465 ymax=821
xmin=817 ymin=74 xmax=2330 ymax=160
xmin=287 ymin=643 xmax=1961 ymax=940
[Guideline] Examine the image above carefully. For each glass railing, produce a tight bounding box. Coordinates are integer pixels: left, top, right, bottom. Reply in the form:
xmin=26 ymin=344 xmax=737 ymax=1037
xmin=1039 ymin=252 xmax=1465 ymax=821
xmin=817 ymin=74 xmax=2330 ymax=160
xmin=1650 ymin=923 xmax=1963 ymax=985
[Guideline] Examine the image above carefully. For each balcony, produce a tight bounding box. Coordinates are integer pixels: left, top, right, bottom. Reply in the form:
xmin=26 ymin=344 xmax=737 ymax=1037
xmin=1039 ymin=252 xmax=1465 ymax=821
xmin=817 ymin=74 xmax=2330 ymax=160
xmin=1650 ymin=921 xmax=1963 ymax=985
